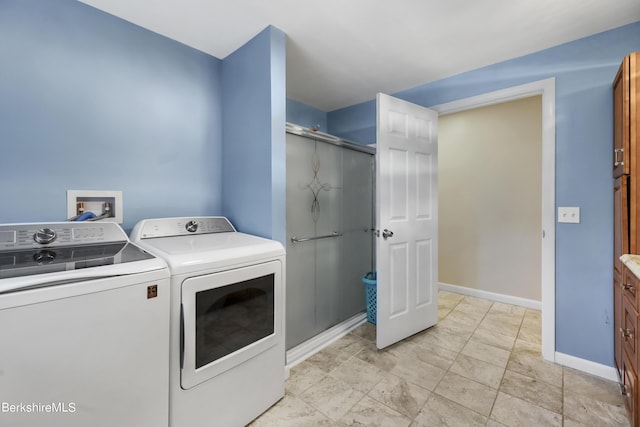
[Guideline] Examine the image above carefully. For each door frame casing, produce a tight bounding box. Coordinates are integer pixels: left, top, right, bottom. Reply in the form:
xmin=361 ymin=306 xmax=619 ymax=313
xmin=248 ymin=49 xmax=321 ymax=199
xmin=430 ymin=78 xmax=556 ymax=361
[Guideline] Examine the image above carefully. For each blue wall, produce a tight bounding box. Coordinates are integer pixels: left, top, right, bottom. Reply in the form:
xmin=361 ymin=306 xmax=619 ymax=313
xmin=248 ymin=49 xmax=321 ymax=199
xmin=328 ymin=21 xmax=640 ymax=366
xmin=286 ymin=99 xmax=327 ymax=131
xmin=221 ymin=26 xmax=287 ymax=242
xmin=0 ymin=0 xmax=223 ymax=232
xmin=270 ymin=30 xmax=287 ymax=245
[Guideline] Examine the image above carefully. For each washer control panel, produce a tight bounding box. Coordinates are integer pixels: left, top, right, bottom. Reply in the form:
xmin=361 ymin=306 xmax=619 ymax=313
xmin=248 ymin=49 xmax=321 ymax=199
xmin=0 ymin=222 xmax=127 ymax=250
xmin=133 ymin=217 xmax=236 ymax=239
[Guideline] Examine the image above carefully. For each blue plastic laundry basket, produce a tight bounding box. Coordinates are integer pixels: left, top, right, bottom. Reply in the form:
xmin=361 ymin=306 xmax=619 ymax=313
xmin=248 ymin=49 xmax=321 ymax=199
xmin=362 ymin=272 xmax=377 ymax=324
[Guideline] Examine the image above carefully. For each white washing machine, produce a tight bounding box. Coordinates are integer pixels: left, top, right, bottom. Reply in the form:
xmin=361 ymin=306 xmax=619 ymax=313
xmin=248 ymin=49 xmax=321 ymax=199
xmin=130 ymin=216 xmax=285 ymax=427
xmin=0 ymin=221 xmax=170 ymax=427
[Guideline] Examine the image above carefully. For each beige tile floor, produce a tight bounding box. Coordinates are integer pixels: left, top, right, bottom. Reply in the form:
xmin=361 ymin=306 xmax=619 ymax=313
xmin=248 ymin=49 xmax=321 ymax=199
xmin=251 ymin=291 xmax=630 ymax=426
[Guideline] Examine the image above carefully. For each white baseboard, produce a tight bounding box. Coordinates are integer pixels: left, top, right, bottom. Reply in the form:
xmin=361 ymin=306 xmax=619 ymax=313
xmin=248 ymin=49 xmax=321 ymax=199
xmin=439 ymin=282 xmax=542 ymax=310
xmin=555 ymin=351 xmax=618 ymax=382
xmin=285 ymin=313 xmax=367 ymax=369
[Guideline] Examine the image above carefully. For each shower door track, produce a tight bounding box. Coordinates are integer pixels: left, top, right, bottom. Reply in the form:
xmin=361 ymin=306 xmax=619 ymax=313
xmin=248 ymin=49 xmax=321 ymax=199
xmin=286 ymin=123 xmax=376 ymax=155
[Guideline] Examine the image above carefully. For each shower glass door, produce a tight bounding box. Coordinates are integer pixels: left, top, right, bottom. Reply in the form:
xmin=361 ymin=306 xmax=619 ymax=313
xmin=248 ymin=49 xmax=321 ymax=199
xmin=286 ymin=132 xmax=374 ymax=350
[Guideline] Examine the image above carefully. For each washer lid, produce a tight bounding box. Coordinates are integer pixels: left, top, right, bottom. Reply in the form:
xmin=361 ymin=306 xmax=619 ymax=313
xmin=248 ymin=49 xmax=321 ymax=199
xmin=133 ymin=232 xmax=284 ymax=275
xmin=0 ymin=242 xmax=154 ymax=279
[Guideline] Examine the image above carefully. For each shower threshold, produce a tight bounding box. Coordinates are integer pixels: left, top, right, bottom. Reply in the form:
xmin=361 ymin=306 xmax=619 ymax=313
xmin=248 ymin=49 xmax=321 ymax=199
xmin=285 ymin=312 xmax=367 ymax=371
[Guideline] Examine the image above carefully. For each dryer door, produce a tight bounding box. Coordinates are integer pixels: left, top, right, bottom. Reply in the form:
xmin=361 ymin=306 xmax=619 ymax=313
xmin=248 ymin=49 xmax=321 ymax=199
xmin=180 ymin=260 xmax=283 ymax=390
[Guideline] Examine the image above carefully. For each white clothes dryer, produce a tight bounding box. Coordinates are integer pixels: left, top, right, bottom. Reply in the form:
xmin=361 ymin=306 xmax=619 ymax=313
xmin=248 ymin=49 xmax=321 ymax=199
xmin=130 ymin=217 xmax=285 ymax=427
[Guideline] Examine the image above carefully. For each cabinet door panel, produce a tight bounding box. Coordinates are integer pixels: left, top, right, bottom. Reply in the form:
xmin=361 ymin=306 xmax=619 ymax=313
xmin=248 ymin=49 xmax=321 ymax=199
xmin=615 ymin=177 xmax=630 ymax=272
xmin=613 ymin=55 xmax=629 ymax=178
xmin=630 ymin=53 xmax=640 ymax=254
xmin=617 ymin=270 xmax=625 ymax=378
xmin=623 ymin=351 xmax=638 ymax=427
xmin=631 ymin=52 xmax=639 ymax=164
xmin=623 ymin=296 xmax=638 ymax=373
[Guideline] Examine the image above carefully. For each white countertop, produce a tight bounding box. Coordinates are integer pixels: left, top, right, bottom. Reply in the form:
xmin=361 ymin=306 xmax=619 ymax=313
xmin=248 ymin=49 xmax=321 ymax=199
xmin=621 ymin=254 xmax=640 ymax=278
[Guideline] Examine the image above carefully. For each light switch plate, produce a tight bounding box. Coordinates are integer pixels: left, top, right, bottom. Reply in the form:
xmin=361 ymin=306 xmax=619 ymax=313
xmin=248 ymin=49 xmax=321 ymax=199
xmin=558 ymin=207 xmax=580 ymax=223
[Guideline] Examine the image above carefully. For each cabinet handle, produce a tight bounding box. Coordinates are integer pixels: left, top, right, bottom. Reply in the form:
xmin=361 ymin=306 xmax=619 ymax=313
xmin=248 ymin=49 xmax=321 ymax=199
xmin=614 ymin=148 xmax=625 ymax=166
xmin=620 ymin=327 xmax=635 ymax=340
xmin=621 ymin=283 xmax=635 ymax=292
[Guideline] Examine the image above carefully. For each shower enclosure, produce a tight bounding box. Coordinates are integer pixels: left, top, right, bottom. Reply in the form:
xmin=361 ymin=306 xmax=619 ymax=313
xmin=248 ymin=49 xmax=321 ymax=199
xmin=285 ymin=124 xmax=375 ymax=352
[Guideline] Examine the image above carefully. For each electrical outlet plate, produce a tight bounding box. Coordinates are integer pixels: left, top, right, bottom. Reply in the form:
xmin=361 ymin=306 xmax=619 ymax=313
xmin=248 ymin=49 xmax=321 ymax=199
xmin=67 ymin=190 xmax=123 ymax=223
xmin=558 ymin=207 xmax=580 ymax=224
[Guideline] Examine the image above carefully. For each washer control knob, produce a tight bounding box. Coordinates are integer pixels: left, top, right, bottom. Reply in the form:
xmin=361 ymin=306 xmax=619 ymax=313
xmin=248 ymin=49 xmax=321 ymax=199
xmin=185 ymin=220 xmax=198 ymax=233
xmin=34 ymin=228 xmax=57 ymax=245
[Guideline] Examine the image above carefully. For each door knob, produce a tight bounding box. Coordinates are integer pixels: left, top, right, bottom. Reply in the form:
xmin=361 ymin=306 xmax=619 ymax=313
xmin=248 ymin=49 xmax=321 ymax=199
xmin=382 ymin=229 xmax=394 ymax=240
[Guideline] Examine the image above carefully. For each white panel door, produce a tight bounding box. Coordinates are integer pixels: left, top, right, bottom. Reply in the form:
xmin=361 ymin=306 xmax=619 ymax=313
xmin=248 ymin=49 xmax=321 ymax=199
xmin=376 ymin=93 xmax=438 ymax=349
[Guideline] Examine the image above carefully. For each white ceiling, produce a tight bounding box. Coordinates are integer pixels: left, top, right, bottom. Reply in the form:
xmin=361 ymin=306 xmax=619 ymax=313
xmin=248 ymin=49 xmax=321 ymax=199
xmin=79 ymin=0 xmax=640 ymax=111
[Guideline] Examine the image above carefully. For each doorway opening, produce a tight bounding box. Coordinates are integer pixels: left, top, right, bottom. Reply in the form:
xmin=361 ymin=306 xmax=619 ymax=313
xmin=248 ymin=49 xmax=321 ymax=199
xmin=439 ymin=96 xmax=542 ymax=302
xmin=432 ymin=78 xmax=556 ymax=361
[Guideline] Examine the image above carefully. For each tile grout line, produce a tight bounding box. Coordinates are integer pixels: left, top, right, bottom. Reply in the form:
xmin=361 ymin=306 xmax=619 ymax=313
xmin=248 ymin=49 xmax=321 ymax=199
xmin=335 ymin=343 xmax=391 ymax=425
xmin=484 ymin=302 xmax=526 ymax=425
xmin=423 ymin=295 xmax=496 ymax=423
xmin=440 ymin=297 xmax=556 ymax=424
xmin=355 ymin=329 xmax=434 ymax=425
xmin=323 ymin=330 xmax=416 ymax=425
xmin=412 ymin=295 xmax=471 ymax=423
xmin=355 ymin=294 xmax=474 ymax=425
xmin=456 ymin=297 xmax=504 ymax=424
xmin=411 ymin=297 xmax=550 ymax=425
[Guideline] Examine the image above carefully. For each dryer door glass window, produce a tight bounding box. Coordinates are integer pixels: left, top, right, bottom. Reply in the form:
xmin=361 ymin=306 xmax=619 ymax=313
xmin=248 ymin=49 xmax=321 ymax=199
xmin=195 ymin=274 xmax=275 ymax=369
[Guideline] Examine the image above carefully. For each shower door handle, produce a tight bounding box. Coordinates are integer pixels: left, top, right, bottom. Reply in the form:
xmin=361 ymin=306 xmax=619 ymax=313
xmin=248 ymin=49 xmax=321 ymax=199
xmin=382 ymin=229 xmax=394 ymax=240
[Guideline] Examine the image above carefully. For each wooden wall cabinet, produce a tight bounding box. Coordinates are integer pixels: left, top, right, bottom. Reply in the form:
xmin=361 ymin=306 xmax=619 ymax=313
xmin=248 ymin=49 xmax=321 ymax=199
xmin=615 ymin=51 xmax=640 ymax=427
xmin=613 ymin=55 xmax=630 ymax=179
xmin=613 ymin=52 xmax=639 ymax=246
